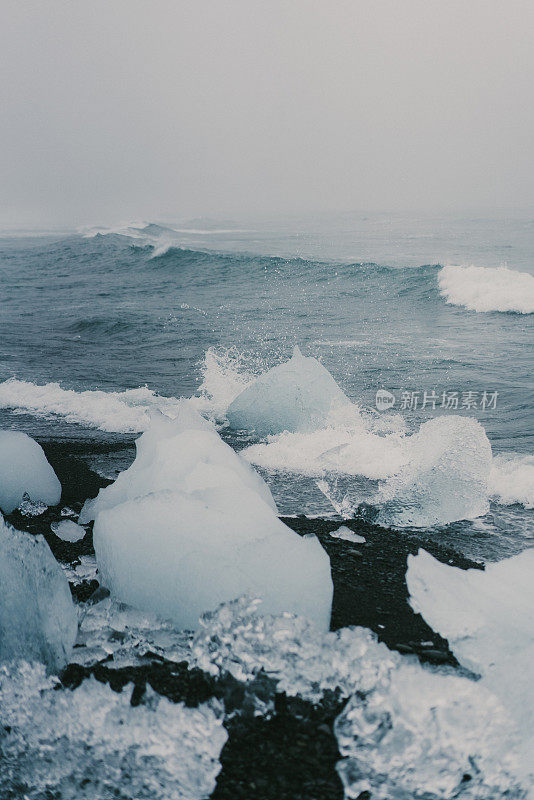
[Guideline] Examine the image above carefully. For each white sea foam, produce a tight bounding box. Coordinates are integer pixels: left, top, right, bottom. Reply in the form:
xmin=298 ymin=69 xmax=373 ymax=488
xmin=489 ymin=453 xmax=534 ymax=509
xmin=438 ymin=264 xmax=534 ymax=313
xmin=0 ymin=379 xmax=183 ymax=433
xmin=242 ymin=420 xmax=407 ymax=480
xmin=191 ymin=346 xmax=256 ymax=421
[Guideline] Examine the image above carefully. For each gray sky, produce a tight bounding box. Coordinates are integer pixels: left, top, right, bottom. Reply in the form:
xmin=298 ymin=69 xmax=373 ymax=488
xmin=1 ymin=0 xmax=533 ymax=227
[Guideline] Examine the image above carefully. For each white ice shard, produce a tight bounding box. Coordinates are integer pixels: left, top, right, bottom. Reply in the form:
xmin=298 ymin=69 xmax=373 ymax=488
xmin=407 ymin=548 xmax=534 ymax=788
xmin=0 ymin=662 xmax=227 ymax=800
xmin=329 ymin=525 xmax=366 ymax=543
xmin=87 ymin=402 xmax=333 ymax=631
xmin=0 ymin=430 xmax=61 ymax=513
xmin=0 ymin=515 xmax=77 ymax=671
xmin=52 ymin=519 xmax=86 ymax=542
xmin=226 ymin=346 xmax=352 ymax=437
xmin=378 ymin=415 xmax=492 ymax=527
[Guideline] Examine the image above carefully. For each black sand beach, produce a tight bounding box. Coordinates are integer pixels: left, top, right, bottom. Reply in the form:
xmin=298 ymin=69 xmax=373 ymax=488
xmin=5 ymin=439 xmax=483 ymax=800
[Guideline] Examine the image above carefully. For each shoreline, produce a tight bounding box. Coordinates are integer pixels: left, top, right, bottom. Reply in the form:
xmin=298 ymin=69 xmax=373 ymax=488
xmin=4 ymin=437 xmax=485 ymax=799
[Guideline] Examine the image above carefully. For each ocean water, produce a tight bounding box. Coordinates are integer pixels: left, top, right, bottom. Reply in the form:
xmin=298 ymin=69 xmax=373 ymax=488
xmin=1 ymin=213 xmax=533 ymax=560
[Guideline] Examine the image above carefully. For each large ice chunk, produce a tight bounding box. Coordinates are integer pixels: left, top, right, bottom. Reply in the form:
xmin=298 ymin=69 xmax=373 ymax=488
xmin=80 ymin=400 xmax=277 ymax=521
xmin=335 ymin=663 xmax=521 ymax=800
xmin=0 ymin=430 xmax=61 ymax=513
xmin=94 ymin=487 xmax=332 ymax=631
xmin=226 ymin=346 xmax=352 ymax=437
xmin=0 ymin=662 xmax=227 ymax=800
xmin=377 ymin=415 xmax=492 ymax=527
xmin=0 ymin=515 xmax=77 ymax=671
xmin=407 ymin=548 xmax=534 ymax=787
xmin=87 ymin=401 xmax=332 ymax=630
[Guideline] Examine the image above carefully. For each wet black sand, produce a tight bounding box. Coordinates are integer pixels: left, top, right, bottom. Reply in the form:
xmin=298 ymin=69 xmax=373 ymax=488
xmin=5 ymin=439 xmax=483 ymax=800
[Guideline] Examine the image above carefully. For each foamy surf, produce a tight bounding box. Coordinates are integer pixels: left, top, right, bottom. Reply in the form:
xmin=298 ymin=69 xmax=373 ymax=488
xmin=489 ymin=453 xmax=534 ymax=509
xmin=438 ymin=264 xmax=534 ymax=313
xmin=0 ymin=379 xmax=184 ymax=433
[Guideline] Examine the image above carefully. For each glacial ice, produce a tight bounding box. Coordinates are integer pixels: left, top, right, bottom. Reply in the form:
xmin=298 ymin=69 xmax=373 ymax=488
xmin=438 ymin=264 xmax=534 ymax=314
xmin=80 ymin=400 xmax=277 ymax=521
xmin=0 ymin=430 xmax=61 ymax=513
xmin=335 ymin=663 xmax=522 ymax=800
xmin=227 ymin=345 xmax=353 ymax=436
xmin=377 ymin=415 xmax=492 ymax=527
xmin=52 ymin=519 xmax=86 ymax=542
xmin=74 ymin=596 xmax=193 ymax=667
xmin=0 ymin=661 xmax=227 ymax=800
xmin=191 ymin=596 xmax=397 ymax=703
xmin=191 ymin=596 xmax=524 ymax=798
xmin=0 ymin=515 xmax=77 ymax=671
xmin=94 ymin=487 xmax=331 ymax=631
xmin=407 ymin=547 xmax=534 ymax=786
xmin=85 ymin=402 xmax=332 ymax=631
xmin=244 ymin=413 xmax=493 ymax=527
xmin=329 ymin=525 xmax=366 ymax=543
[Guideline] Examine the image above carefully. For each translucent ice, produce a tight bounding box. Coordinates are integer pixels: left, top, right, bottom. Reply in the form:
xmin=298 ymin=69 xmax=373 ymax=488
xmin=227 ymin=346 xmax=353 ymax=437
xmin=86 ymin=403 xmax=332 ymax=631
xmin=335 ymin=663 xmax=522 ymax=800
xmin=377 ymin=415 xmax=492 ymax=527
xmin=407 ymin=547 xmax=534 ymax=787
xmin=74 ymin=596 xmax=193 ymax=667
xmin=191 ymin=596 xmax=524 ymax=797
xmin=0 ymin=430 xmax=61 ymax=513
xmin=0 ymin=661 xmax=227 ymax=800
xmin=0 ymin=515 xmax=77 ymax=671
xmin=191 ymin=596 xmax=397 ymax=703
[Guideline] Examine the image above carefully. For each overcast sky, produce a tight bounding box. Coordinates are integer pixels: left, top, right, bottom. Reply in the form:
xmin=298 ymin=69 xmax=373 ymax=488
xmin=1 ymin=0 xmax=533 ymax=227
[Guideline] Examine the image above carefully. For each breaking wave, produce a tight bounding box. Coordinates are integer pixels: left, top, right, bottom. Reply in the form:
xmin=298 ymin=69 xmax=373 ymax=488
xmin=489 ymin=453 xmax=534 ymax=509
xmin=0 ymin=379 xmax=184 ymax=433
xmin=2 ymin=350 xmax=533 ymax=526
xmin=438 ymin=264 xmax=534 ymax=313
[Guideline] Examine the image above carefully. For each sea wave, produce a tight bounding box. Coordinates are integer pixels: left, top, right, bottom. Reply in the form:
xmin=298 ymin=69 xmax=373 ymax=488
xmin=0 ymin=379 xmax=184 ymax=433
xmin=438 ymin=264 xmax=534 ymax=313
xmin=2 ymin=353 xmax=533 ymax=520
xmin=489 ymin=453 xmax=534 ymax=509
